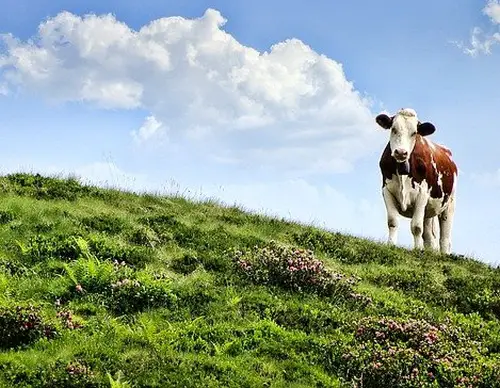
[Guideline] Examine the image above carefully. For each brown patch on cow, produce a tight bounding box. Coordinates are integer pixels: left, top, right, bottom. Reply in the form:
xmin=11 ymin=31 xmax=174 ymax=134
xmin=379 ymin=135 xmax=457 ymax=203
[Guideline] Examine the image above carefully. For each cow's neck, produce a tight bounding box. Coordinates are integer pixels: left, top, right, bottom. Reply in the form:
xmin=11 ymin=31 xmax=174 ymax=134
xmin=396 ymin=160 xmax=411 ymax=175
xmin=394 ymin=159 xmax=412 ymax=213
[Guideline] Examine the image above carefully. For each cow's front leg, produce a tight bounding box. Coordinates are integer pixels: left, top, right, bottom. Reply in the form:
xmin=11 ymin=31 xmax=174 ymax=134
xmin=382 ymin=187 xmax=399 ymax=245
xmin=439 ymin=195 xmax=455 ymax=255
xmin=411 ymin=186 xmax=429 ymax=251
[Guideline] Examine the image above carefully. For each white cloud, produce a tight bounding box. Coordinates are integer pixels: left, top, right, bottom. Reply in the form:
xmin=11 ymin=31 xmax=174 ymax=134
xmin=458 ymin=1 xmax=500 ymax=56
xmin=0 ymin=8 xmax=382 ymax=174
xmin=131 ymin=115 xmax=167 ymax=145
xmin=456 ymin=27 xmax=500 ymax=56
xmin=485 ymin=0 xmax=500 ymax=24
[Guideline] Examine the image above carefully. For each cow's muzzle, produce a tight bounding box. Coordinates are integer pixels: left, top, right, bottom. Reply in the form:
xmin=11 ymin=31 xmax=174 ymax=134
xmin=392 ymin=148 xmax=408 ymax=163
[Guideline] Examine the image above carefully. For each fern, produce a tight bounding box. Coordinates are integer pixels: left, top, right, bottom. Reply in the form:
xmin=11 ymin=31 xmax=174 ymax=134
xmin=62 ymin=263 xmax=78 ymax=286
xmin=62 ymin=255 xmax=116 ymax=293
xmin=74 ymin=236 xmax=93 ymax=260
xmin=107 ymin=371 xmax=132 ymax=387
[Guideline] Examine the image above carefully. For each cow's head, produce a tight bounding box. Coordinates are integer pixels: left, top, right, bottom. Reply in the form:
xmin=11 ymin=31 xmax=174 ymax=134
xmin=375 ymin=108 xmax=435 ymax=163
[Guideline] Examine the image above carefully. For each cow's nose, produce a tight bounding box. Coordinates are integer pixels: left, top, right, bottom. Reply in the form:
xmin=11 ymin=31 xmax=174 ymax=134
xmin=394 ymin=148 xmax=408 ymax=159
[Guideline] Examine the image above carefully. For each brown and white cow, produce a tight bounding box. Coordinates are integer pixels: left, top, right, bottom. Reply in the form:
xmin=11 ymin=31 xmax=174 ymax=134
xmin=375 ymin=108 xmax=457 ymax=254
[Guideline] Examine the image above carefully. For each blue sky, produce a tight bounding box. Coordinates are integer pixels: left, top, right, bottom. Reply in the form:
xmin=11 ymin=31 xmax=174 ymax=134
xmin=1 ymin=0 xmax=500 ymax=264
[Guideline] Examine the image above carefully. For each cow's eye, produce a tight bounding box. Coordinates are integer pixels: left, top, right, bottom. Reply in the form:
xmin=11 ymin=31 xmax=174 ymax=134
xmin=411 ymin=132 xmax=417 ymax=137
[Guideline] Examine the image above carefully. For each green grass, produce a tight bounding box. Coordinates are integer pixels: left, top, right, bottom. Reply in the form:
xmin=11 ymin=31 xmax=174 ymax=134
xmin=0 ymin=172 xmax=499 ymax=387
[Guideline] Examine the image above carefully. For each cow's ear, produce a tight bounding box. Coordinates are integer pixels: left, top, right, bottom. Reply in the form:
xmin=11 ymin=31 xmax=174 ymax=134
xmin=375 ymin=114 xmax=393 ymax=129
xmin=417 ymin=122 xmax=436 ymax=136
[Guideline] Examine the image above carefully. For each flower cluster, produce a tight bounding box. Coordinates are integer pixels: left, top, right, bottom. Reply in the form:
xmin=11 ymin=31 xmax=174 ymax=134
xmin=62 ymin=360 xmax=96 ymax=385
xmin=234 ymin=241 xmax=366 ymax=302
xmin=349 ymin=292 xmax=373 ymax=306
xmin=111 ymin=278 xmax=141 ymax=289
xmin=66 ymin=361 xmax=93 ymax=377
xmin=56 ymin=310 xmax=83 ymax=330
xmin=0 ymin=305 xmax=57 ymax=349
xmin=354 ymin=317 xmax=444 ymax=350
xmin=341 ymin=316 xmax=496 ymax=387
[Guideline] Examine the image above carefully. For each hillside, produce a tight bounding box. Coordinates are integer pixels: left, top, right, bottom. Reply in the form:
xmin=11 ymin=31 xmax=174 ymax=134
xmin=0 ymin=173 xmax=499 ymax=387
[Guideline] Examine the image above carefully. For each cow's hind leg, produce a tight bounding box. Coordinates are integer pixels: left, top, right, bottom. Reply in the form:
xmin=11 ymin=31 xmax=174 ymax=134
xmin=439 ymin=196 xmax=455 ymax=255
xmin=423 ymin=216 xmax=439 ymax=251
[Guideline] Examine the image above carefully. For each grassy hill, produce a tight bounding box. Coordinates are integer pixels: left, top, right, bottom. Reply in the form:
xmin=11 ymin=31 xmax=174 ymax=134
xmin=0 ymin=173 xmax=499 ymax=387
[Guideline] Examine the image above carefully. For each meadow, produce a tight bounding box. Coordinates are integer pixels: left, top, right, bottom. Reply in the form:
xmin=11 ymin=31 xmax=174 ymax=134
xmin=0 ymin=173 xmax=499 ymax=387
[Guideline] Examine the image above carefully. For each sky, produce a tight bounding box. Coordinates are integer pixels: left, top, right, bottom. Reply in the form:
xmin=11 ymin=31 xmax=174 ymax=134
xmin=1 ymin=0 xmax=500 ymax=265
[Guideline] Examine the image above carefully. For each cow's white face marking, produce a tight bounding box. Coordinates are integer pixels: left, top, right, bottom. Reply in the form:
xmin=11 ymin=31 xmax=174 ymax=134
xmin=389 ymin=108 xmax=419 ymax=163
xmin=376 ymin=108 xmax=436 ymax=164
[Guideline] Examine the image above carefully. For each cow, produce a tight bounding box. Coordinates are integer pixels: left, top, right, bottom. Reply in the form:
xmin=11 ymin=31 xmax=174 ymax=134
xmin=375 ymin=108 xmax=458 ymax=254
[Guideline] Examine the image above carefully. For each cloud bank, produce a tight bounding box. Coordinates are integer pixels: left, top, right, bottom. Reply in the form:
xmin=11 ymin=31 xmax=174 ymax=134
xmin=0 ymin=8 xmax=381 ymax=174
